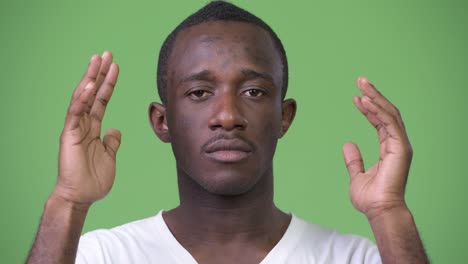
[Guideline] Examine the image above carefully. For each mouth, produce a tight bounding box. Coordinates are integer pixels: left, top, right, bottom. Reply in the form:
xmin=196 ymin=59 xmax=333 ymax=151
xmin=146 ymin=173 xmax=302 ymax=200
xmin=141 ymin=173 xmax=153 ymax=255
xmin=205 ymin=150 xmax=252 ymax=163
xmin=203 ymin=138 xmax=253 ymax=163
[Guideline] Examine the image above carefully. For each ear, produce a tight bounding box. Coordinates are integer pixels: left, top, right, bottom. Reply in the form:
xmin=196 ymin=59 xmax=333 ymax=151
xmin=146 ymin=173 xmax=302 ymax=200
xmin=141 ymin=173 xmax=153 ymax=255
xmin=279 ymin=99 xmax=297 ymax=138
xmin=148 ymin=102 xmax=171 ymax=143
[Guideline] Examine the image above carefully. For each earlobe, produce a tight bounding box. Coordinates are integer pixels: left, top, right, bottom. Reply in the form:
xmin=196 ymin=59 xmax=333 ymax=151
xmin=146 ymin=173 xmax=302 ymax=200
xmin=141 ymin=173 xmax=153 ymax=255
xmin=279 ymin=99 xmax=297 ymax=138
xmin=148 ymin=102 xmax=171 ymax=143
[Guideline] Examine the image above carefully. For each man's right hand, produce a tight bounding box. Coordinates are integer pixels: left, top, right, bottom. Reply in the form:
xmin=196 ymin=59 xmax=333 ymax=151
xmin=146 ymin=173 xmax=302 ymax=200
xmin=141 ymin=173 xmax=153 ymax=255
xmin=53 ymin=51 xmax=121 ymax=206
xmin=27 ymin=52 xmax=121 ymax=264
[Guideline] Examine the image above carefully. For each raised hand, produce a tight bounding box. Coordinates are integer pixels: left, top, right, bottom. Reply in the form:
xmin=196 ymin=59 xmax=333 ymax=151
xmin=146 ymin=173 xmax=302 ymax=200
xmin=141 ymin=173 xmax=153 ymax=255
xmin=53 ymin=51 xmax=121 ymax=205
xmin=343 ymin=77 xmax=413 ymax=220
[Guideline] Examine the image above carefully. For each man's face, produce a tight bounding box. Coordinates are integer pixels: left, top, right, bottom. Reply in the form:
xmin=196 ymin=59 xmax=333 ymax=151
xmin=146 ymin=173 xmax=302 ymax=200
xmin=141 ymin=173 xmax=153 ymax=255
xmin=163 ymin=21 xmax=289 ymax=195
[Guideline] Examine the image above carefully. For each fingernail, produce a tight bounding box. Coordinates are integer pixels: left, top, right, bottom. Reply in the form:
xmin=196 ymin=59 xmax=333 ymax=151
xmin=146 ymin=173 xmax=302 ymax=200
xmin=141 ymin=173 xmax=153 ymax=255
xmin=362 ymin=95 xmax=371 ymax=101
xmin=102 ymin=51 xmax=109 ymax=58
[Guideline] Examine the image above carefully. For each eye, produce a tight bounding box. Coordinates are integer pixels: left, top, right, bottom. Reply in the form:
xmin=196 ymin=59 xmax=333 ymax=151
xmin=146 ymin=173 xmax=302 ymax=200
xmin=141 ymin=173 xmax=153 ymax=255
xmin=242 ymin=88 xmax=264 ymax=97
xmin=188 ymin=89 xmax=212 ymax=99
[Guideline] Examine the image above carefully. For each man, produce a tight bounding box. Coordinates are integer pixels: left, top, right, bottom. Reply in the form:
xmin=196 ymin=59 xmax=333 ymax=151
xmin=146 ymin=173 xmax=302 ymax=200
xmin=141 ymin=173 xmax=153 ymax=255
xmin=27 ymin=1 xmax=429 ymax=263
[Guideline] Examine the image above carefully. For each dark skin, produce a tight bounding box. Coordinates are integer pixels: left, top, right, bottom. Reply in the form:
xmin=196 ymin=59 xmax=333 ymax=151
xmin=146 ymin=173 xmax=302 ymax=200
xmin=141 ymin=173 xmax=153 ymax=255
xmin=27 ymin=21 xmax=429 ymax=264
xmin=149 ymin=21 xmax=296 ymax=263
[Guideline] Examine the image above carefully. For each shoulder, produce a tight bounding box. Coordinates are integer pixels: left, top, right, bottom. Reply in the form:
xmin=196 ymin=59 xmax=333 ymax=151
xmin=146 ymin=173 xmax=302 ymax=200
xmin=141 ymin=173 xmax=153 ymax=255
xmin=82 ymin=212 xmax=160 ymax=243
xmin=287 ymin=214 xmax=382 ymax=263
xmin=293 ymin=215 xmax=374 ymax=248
xmin=76 ymin=211 xmax=169 ymax=263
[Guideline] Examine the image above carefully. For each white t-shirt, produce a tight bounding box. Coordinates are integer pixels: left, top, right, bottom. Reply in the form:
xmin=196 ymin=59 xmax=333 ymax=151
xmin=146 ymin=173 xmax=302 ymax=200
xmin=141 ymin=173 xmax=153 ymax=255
xmin=76 ymin=211 xmax=381 ymax=263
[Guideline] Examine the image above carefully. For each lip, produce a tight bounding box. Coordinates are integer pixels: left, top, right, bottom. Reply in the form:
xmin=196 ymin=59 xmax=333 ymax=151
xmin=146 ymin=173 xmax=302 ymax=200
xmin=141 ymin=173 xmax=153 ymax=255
xmin=205 ymin=150 xmax=252 ymax=163
xmin=203 ymin=138 xmax=253 ymax=163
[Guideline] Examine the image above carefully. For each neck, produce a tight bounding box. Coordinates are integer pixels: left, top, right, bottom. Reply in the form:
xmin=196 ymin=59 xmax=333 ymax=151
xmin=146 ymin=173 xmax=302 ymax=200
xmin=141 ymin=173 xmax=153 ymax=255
xmin=164 ymin=166 xmax=290 ymax=245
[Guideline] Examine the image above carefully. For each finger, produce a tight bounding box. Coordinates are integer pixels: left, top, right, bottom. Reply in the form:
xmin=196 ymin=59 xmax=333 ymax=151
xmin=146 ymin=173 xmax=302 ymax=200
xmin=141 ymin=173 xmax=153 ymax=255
xmin=87 ymin=51 xmax=113 ymax=109
xmin=90 ymin=63 xmax=119 ymax=127
xmin=354 ymin=96 xmax=390 ymax=147
xmin=359 ymin=77 xmax=409 ymax=136
xmin=342 ymin=142 xmax=365 ymax=178
xmin=96 ymin=51 xmax=113 ymax=88
xmin=361 ymin=96 xmax=404 ymax=141
xmin=356 ymin=77 xmax=403 ymax=125
xmin=64 ymin=82 xmax=97 ymax=131
xmin=71 ymin=55 xmax=102 ymax=103
xmin=353 ymin=96 xmax=381 ymax=128
xmin=103 ymin=128 xmax=122 ymax=160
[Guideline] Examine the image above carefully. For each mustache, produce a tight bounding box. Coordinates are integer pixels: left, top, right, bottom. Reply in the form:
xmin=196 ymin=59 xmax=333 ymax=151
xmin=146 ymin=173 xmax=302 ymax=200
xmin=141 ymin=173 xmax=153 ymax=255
xmin=201 ymin=133 xmax=256 ymax=152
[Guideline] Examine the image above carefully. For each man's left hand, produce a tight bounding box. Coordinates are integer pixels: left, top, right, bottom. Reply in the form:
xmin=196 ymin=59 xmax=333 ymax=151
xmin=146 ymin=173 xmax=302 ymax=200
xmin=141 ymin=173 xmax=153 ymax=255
xmin=342 ymin=77 xmax=413 ymax=221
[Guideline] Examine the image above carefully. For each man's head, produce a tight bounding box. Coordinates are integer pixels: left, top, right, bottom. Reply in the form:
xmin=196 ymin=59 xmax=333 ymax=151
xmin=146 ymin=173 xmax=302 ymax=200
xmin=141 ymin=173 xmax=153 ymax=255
xmin=150 ymin=1 xmax=296 ymax=196
xmin=156 ymin=1 xmax=289 ymax=105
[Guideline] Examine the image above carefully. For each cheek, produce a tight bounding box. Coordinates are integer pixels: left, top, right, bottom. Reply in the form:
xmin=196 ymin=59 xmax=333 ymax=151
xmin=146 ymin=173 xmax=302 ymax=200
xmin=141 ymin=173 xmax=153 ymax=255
xmin=168 ymin=103 xmax=202 ymax=136
xmin=249 ymin=105 xmax=282 ymax=150
xmin=259 ymin=102 xmax=282 ymax=134
xmin=168 ymin=104 xmax=215 ymax=163
xmin=167 ymin=109 xmax=199 ymax=161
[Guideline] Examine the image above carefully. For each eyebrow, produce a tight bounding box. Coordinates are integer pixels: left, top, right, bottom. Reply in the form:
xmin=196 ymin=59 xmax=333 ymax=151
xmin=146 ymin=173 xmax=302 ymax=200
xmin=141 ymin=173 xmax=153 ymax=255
xmin=180 ymin=68 xmax=275 ymax=84
xmin=240 ymin=68 xmax=274 ymax=83
xmin=181 ymin=70 xmax=214 ymax=84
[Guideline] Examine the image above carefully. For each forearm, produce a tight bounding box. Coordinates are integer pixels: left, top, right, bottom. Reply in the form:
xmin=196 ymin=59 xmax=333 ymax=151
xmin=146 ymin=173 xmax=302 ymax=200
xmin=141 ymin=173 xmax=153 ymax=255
xmin=27 ymin=194 xmax=90 ymax=264
xmin=369 ymin=205 xmax=429 ymax=264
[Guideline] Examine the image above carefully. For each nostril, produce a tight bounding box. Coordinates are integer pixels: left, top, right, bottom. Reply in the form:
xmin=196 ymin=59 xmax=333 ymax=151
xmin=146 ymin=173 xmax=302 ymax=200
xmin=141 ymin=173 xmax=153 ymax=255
xmin=209 ymin=124 xmax=223 ymax=130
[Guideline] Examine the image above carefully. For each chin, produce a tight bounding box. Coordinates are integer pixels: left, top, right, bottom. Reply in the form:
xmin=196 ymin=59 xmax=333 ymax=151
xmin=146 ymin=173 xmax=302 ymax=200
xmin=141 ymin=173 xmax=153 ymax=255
xmin=196 ymin=169 xmax=262 ymax=196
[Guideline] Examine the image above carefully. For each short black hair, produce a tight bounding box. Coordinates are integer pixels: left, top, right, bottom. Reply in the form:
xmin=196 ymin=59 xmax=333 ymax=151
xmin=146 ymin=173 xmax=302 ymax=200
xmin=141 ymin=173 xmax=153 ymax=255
xmin=156 ymin=0 xmax=288 ymax=104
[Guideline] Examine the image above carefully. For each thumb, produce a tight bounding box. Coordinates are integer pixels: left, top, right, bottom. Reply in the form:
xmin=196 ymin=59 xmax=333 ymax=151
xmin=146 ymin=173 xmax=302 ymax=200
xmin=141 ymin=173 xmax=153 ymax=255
xmin=103 ymin=128 xmax=122 ymax=160
xmin=342 ymin=142 xmax=365 ymax=179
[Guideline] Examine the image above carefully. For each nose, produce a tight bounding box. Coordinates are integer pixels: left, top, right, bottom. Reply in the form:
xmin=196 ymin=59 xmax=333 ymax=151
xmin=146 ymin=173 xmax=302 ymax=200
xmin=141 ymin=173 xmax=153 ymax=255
xmin=208 ymin=91 xmax=248 ymax=131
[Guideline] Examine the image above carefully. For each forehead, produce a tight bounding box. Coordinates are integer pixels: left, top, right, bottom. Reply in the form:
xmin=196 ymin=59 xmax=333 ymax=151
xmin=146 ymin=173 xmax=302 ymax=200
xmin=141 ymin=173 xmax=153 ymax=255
xmin=167 ymin=21 xmax=282 ymax=88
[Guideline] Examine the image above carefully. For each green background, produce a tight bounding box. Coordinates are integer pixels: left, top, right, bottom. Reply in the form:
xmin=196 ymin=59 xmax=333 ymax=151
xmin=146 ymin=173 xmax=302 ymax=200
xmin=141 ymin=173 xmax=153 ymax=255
xmin=1 ymin=0 xmax=467 ymax=262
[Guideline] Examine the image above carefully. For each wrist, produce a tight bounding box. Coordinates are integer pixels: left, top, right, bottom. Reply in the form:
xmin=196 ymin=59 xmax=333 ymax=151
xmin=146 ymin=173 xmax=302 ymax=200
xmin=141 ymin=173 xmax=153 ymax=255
xmin=47 ymin=191 xmax=92 ymax=213
xmin=366 ymin=204 xmax=428 ymax=263
xmin=365 ymin=201 xmax=410 ymax=223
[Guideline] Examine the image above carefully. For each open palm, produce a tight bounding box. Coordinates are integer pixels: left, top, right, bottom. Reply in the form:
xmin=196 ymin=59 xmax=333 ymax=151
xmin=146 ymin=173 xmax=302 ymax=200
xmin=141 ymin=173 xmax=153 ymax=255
xmin=343 ymin=78 xmax=413 ymax=220
xmin=54 ymin=52 xmax=121 ymax=205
